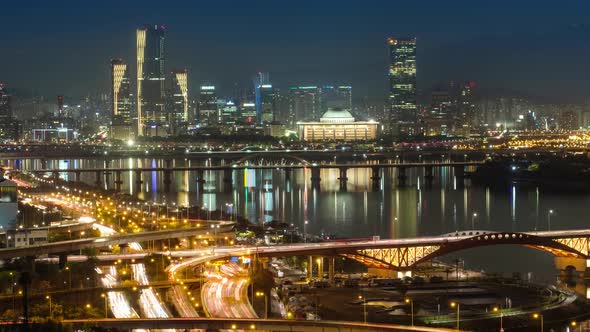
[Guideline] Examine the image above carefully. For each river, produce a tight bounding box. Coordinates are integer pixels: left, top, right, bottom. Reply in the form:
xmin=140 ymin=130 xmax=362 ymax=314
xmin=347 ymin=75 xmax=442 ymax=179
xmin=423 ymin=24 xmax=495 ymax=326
xmin=6 ymin=157 xmax=590 ymax=284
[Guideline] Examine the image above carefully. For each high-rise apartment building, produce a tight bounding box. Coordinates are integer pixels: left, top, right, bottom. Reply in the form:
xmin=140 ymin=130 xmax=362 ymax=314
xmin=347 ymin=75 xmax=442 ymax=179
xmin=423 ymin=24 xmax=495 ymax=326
xmin=388 ymin=37 xmax=417 ymax=134
xmin=137 ymin=25 xmax=166 ymax=136
xmin=198 ymin=85 xmax=218 ymax=126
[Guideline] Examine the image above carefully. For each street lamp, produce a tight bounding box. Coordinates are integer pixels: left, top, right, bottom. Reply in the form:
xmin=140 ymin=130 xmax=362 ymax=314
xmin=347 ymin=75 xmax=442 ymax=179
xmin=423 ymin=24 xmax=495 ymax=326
xmin=211 ymin=224 xmax=220 ymax=246
xmin=471 ymin=212 xmax=478 ymax=230
xmin=304 ymin=220 xmax=308 ymax=243
xmin=358 ymin=295 xmax=367 ymax=324
xmin=65 ymin=266 xmax=71 ymax=289
xmin=493 ymin=306 xmax=503 ymax=332
xmin=46 ymin=295 xmax=52 ymax=319
xmin=450 ymin=301 xmax=460 ymax=331
xmin=533 ymin=313 xmax=543 ymax=332
xmin=571 ymin=321 xmax=581 ymax=332
xmin=405 ymin=298 xmax=414 ymax=326
xmin=547 ymin=209 xmax=554 ymax=231
xmin=101 ymin=293 xmax=108 ymax=318
xmin=255 ymin=291 xmax=268 ymax=319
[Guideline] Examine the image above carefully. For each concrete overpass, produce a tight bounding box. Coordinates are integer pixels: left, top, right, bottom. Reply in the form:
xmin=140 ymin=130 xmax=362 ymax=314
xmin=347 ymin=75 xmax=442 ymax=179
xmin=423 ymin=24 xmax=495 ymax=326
xmin=64 ymin=317 xmax=455 ymax=332
xmin=0 ymin=222 xmax=234 ymax=259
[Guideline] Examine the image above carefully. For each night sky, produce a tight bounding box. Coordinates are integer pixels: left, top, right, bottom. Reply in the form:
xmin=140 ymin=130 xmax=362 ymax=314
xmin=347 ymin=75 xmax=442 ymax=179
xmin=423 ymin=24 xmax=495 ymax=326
xmin=1 ymin=0 xmax=589 ymax=103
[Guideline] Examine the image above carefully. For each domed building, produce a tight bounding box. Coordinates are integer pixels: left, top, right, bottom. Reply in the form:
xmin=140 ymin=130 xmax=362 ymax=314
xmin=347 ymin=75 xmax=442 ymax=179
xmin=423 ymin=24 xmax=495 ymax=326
xmin=297 ymin=108 xmax=379 ymax=141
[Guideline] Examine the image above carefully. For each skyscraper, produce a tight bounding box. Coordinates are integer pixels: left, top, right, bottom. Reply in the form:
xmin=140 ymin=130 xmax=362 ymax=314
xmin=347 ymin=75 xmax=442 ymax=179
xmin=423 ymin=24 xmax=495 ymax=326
xmin=167 ymin=69 xmax=189 ymax=135
xmin=254 ymin=72 xmax=275 ymax=124
xmin=388 ymin=37 xmax=417 ymax=134
xmin=320 ymin=86 xmax=352 ymax=112
xmin=198 ymin=85 xmax=218 ymax=126
xmin=0 ymin=84 xmax=20 ymax=141
xmin=0 ymin=84 xmax=10 ymax=120
xmin=259 ymin=84 xmax=276 ymax=124
xmin=290 ymin=86 xmax=321 ymax=126
xmin=254 ymin=72 xmax=268 ymax=123
xmin=110 ymin=59 xmax=132 ymax=121
xmin=137 ymin=25 xmax=166 ymax=136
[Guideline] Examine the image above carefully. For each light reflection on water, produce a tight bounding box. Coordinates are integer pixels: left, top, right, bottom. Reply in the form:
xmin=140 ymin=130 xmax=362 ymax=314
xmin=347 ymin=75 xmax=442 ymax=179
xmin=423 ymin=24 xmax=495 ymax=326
xmin=9 ymin=157 xmax=590 ymax=280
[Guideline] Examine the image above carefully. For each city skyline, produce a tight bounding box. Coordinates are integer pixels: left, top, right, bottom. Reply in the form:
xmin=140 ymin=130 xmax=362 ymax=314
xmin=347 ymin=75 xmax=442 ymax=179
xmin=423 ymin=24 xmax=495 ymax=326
xmin=1 ymin=1 xmax=590 ymax=103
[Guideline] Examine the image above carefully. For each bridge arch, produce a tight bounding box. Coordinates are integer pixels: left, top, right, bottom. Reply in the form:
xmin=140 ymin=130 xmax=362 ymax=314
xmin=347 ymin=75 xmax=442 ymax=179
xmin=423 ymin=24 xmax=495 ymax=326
xmin=232 ymin=153 xmax=309 ymax=167
xmin=344 ymin=232 xmax=589 ymax=270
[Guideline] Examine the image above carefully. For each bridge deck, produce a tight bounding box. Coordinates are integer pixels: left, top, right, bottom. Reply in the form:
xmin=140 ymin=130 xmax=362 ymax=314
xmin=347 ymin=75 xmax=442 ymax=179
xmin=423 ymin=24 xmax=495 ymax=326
xmin=64 ymin=318 xmax=456 ymax=332
xmin=25 ymin=161 xmax=484 ymax=173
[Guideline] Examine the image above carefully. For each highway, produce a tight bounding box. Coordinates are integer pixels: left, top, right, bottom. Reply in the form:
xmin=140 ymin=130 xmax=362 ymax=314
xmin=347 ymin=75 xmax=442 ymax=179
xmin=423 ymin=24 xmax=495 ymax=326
xmin=130 ymin=263 xmax=176 ymax=332
xmin=201 ymin=263 xmax=257 ymax=318
xmin=0 ymin=223 xmax=234 ymax=259
xmin=63 ymin=317 xmax=458 ymax=331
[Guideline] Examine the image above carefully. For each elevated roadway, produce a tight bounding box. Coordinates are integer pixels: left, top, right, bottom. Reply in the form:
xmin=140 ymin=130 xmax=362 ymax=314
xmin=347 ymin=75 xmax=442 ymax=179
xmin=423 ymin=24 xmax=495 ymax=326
xmin=0 ymin=222 xmax=234 ymax=259
xmin=64 ymin=317 xmax=456 ymax=331
xmin=25 ymin=161 xmax=483 ymax=173
xmin=167 ymin=229 xmax=590 ymax=271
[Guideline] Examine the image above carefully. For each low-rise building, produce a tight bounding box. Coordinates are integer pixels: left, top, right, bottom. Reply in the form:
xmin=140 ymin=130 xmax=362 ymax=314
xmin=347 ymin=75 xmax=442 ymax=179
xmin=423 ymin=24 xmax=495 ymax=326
xmin=297 ymin=109 xmax=378 ymax=141
xmin=8 ymin=228 xmax=49 ymax=248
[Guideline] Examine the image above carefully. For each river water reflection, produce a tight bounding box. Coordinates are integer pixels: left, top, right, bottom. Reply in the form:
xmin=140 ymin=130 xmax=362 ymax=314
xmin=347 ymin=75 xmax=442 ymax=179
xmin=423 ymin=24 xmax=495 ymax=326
xmin=8 ymin=157 xmax=590 ymax=282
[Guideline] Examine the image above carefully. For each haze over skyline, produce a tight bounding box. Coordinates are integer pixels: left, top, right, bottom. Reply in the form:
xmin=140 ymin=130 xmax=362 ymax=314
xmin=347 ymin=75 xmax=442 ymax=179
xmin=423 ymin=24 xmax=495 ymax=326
xmin=1 ymin=0 xmax=589 ymax=103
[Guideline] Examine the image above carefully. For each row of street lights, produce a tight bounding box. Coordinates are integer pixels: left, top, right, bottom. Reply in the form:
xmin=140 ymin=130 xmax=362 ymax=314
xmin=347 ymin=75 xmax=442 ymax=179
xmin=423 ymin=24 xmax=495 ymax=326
xmin=471 ymin=208 xmax=555 ymax=230
xmin=357 ymin=296 xmax=574 ymax=332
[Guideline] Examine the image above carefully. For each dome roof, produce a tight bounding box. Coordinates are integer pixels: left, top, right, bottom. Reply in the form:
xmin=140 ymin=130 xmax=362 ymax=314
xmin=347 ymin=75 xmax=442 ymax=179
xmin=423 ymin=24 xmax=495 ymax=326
xmin=320 ymin=109 xmax=355 ymax=123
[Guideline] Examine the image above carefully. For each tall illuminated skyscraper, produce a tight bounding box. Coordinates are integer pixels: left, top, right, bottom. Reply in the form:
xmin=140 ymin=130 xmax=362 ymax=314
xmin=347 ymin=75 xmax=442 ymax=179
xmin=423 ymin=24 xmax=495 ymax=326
xmin=137 ymin=25 xmax=166 ymax=136
xmin=388 ymin=37 xmax=417 ymax=133
xmin=254 ymin=72 xmax=275 ymax=124
xmin=110 ymin=59 xmax=132 ymax=121
xmin=167 ymin=69 xmax=189 ymax=135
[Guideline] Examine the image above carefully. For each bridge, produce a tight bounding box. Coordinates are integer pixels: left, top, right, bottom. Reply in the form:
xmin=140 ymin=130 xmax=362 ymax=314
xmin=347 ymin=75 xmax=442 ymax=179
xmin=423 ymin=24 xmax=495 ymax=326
xmin=0 ymin=222 xmax=234 ymax=259
xmin=18 ymin=159 xmax=484 ymax=191
xmin=251 ymin=229 xmax=590 ymax=269
xmin=0 ymin=142 xmax=581 ymax=161
xmin=165 ymin=229 xmax=590 ymax=283
xmin=64 ymin=317 xmax=455 ymax=332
